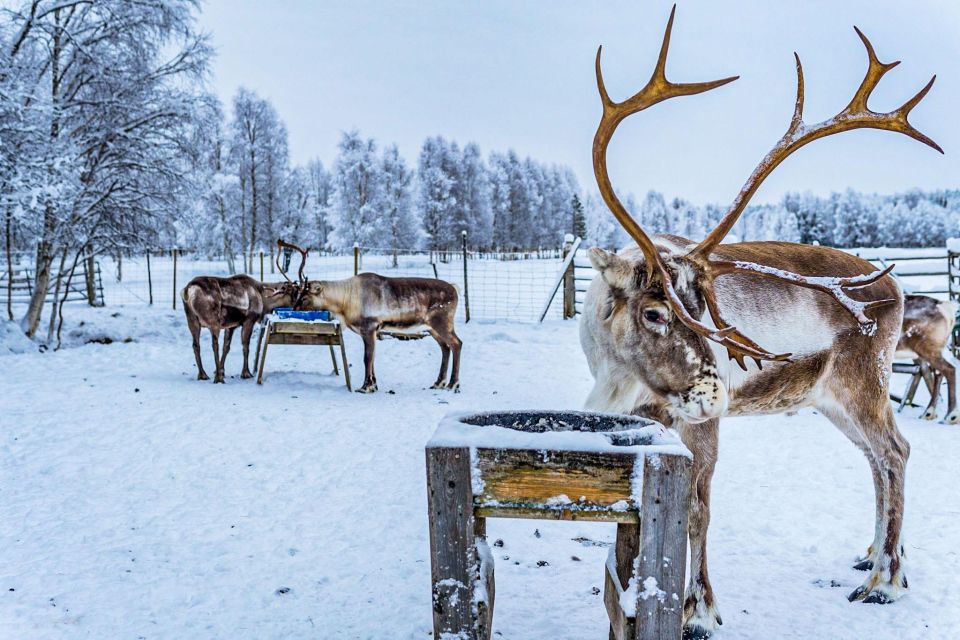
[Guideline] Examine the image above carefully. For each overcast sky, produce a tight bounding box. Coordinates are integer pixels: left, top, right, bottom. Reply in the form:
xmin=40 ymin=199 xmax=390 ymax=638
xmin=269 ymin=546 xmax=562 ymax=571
xmin=197 ymin=0 xmax=959 ymax=206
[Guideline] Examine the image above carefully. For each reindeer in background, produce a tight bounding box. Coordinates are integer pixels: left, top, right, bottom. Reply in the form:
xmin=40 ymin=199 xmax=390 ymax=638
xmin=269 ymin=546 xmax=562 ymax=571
xmin=181 ymin=240 xmax=305 ymax=383
xmin=897 ymin=294 xmax=958 ymax=423
xmin=580 ymin=7 xmax=940 ymax=637
xmin=296 ymin=273 xmax=462 ymax=393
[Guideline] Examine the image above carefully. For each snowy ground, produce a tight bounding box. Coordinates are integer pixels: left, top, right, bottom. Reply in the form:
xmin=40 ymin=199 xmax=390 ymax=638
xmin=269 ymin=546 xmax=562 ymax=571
xmin=2 ymin=307 xmax=960 ymax=639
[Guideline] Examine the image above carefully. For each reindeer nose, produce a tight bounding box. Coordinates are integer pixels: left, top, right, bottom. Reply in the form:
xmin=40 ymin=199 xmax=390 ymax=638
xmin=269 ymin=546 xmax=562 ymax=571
xmin=674 ymin=377 xmax=728 ymax=423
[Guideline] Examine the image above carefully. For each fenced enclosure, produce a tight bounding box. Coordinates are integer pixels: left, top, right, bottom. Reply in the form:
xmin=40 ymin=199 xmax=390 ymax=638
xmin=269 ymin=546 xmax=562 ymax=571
xmin=4 ymin=241 xmax=574 ymax=324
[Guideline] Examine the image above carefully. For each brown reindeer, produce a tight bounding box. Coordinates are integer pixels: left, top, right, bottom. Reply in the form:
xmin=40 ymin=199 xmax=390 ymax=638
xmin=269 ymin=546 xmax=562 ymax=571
xmin=580 ymin=8 xmax=940 ymax=637
xmin=181 ymin=275 xmax=298 ymax=383
xmin=897 ymin=294 xmax=958 ymax=423
xmin=296 ymin=273 xmax=462 ymax=393
xmin=182 ymin=241 xmax=306 ymax=383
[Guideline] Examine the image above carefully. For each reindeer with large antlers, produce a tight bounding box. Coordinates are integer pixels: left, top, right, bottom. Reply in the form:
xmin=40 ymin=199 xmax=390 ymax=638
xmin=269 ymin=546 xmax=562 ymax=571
xmin=580 ymin=7 xmax=940 ymax=637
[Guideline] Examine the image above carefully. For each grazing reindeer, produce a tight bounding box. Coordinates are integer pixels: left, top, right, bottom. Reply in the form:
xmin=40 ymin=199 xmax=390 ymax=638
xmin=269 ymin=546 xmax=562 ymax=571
xmin=580 ymin=7 xmax=940 ymax=637
xmin=181 ymin=241 xmax=306 ymax=383
xmin=296 ymin=273 xmax=462 ymax=393
xmin=897 ymin=294 xmax=958 ymax=423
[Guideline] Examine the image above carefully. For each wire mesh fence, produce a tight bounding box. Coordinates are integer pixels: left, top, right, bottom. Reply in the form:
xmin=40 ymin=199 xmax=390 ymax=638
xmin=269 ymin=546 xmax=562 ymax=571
xmin=4 ymin=243 xmax=574 ymax=323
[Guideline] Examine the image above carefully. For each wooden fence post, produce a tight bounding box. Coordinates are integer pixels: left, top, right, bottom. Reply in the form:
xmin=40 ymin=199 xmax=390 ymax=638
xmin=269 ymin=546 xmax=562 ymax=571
xmin=84 ymin=253 xmax=96 ymax=306
xmin=562 ymin=234 xmax=576 ymax=319
xmin=146 ymin=250 xmax=153 ymax=305
xmin=635 ymin=454 xmax=692 ymax=640
xmin=172 ymin=248 xmax=178 ymax=310
xmin=462 ymin=230 xmax=470 ymax=323
xmin=426 ymin=445 xmax=482 ymax=639
xmin=353 ymin=242 xmax=360 ymax=276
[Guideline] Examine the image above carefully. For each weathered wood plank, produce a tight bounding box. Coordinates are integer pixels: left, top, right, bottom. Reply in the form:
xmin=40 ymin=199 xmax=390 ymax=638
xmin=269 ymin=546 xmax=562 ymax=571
xmin=266 ymin=333 xmax=338 ymax=346
xmin=475 ymin=505 xmax=638 ymax=523
xmin=426 ymin=446 xmax=483 ymax=639
xmin=475 ymin=448 xmax=635 ymax=510
xmin=635 ymin=454 xmax=691 ymax=640
xmin=272 ymin=321 xmax=338 ymax=335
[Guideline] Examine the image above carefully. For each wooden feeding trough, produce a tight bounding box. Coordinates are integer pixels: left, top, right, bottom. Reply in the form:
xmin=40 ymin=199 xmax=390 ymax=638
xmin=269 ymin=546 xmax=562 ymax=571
xmin=425 ymin=410 xmax=693 ymax=640
xmin=255 ymin=308 xmax=351 ymax=390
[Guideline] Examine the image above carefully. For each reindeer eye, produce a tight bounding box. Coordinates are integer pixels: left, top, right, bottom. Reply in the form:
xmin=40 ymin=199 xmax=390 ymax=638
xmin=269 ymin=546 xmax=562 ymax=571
xmin=643 ymin=309 xmax=666 ymax=324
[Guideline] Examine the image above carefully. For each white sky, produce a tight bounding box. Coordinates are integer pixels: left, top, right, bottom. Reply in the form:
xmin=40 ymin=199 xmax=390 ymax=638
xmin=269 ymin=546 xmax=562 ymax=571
xmin=197 ymin=0 xmax=960 ymax=205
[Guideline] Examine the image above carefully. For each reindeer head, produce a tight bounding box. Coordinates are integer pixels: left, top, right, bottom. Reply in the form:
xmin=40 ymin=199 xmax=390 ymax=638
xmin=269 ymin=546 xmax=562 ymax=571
xmin=590 ymin=6 xmax=940 ymax=419
xmin=297 ymin=281 xmax=330 ymax=311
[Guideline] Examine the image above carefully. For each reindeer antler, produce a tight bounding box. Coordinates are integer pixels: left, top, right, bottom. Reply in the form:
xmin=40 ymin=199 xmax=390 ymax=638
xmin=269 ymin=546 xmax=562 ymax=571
xmin=594 ymin=8 xmax=941 ymax=369
xmin=276 ymin=239 xmax=309 ymax=284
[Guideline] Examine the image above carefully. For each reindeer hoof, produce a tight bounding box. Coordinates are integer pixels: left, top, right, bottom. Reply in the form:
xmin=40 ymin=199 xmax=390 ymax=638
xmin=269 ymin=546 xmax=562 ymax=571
xmin=682 ymin=625 xmax=712 ymax=640
xmin=852 ymin=559 xmax=873 ymax=571
xmin=921 ymin=409 xmax=937 ymax=421
xmin=944 ymin=410 xmax=960 ymax=425
xmin=214 ymin=376 xmax=225 ymax=384
xmin=357 ymin=385 xmax=378 ymax=394
xmin=241 ymin=370 xmax=253 ymax=379
xmin=431 ymin=381 xmax=447 ymax=390
xmin=862 ymin=591 xmax=894 ymax=605
xmin=197 ymin=373 xmax=209 ymax=381
xmin=847 ymin=585 xmax=869 ymax=602
xmin=450 ymin=382 xmax=461 ymax=393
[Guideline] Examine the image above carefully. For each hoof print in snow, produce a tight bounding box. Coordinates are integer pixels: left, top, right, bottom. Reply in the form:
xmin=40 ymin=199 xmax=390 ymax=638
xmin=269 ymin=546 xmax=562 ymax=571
xmin=387 ymin=390 xmax=395 ymax=395
xmin=536 ymin=560 xmax=549 ymax=567
xmin=590 ymin=587 xmax=600 ymax=595
xmin=533 ymin=529 xmax=541 ymax=538
xmin=275 ymin=587 xmax=291 ymax=596
xmin=492 ymin=539 xmax=504 ymax=548
xmin=571 ymin=555 xmax=581 ymax=562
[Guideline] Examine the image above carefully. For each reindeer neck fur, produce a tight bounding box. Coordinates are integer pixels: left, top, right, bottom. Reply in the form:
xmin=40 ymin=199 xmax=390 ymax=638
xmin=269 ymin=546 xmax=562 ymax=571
xmin=316 ymin=278 xmax=361 ymax=320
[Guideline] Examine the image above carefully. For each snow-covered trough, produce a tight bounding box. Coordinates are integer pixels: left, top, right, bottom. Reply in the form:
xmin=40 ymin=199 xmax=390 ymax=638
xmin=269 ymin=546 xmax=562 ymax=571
xmin=426 ymin=410 xmax=693 ymax=639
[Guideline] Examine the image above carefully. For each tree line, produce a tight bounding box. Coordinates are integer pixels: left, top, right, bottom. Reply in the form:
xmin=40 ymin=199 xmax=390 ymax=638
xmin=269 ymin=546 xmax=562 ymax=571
xmin=584 ymin=188 xmax=960 ymax=251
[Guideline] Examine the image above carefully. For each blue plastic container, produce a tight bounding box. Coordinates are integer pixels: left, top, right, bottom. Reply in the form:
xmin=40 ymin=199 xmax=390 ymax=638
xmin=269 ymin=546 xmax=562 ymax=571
xmin=272 ymin=307 xmax=332 ymax=321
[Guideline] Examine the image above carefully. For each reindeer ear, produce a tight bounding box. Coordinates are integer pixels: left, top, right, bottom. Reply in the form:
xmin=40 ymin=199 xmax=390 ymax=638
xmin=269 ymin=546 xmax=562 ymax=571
xmin=589 ymin=247 xmax=635 ymax=291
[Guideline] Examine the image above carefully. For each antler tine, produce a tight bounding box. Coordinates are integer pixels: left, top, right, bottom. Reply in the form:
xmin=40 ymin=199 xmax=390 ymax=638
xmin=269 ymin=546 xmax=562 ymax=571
xmin=693 ymin=27 xmax=942 ymax=261
xmin=594 ymin=4 xmax=737 ymax=282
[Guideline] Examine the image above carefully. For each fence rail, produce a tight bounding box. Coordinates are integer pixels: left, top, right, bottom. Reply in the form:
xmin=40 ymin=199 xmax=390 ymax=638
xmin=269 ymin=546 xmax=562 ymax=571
xmin=5 ymin=241 xmax=575 ymax=323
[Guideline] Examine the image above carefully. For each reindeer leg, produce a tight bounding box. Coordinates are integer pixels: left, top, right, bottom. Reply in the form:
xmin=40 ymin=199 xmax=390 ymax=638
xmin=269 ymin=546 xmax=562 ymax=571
xmin=817 ymin=400 xmax=885 ymax=572
xmin=210 ymin=328 xmax=224 ymax=384
xmin=240 ymin=319 xmax=255 ymax=379
xmin=927 ymin=355 xmax=958 ymax=424
xmin=220 ymin=327 xmax=235 ymax=379
xmin=447 ymin=329 xmax=462 ymax=393
xmin=676 ymin=418 xmax=722 ymax=639
xmin=187 ymin=312 xmax=208 ymax=381
xmin=822 ymin=390 xmax=909 ymax=604
xmin=918 ymin=361 xmax=939 ymax=420
xmin=358 ymin=328 xmax=378 ymax=393
xmin=428 ymin=325 xmax=450 ymax=389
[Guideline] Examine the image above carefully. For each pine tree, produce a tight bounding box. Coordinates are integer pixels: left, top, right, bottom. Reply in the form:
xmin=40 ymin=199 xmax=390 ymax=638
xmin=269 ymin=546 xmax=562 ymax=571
xmin=571 ymin=194 xmax=586 ymax=239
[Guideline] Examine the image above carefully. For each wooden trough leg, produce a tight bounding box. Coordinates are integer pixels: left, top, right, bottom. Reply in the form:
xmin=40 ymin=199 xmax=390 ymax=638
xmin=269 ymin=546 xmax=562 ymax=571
xmin=256 ymin=324 xmax=271 ymax=385
xmin=338 ymin=325 xmax=352 ymax=391
xmin=426 ymin=446 xmax=491 ymax=640
xmin=328 ymin=344 xmax=339 ymax=375
xmin=252 ymin=320 xmax=266 ymax=374
xmin=635 ymin=454 xmax=692 ymax=640
xmin=607 ymin=522 xmax=640 ymax=640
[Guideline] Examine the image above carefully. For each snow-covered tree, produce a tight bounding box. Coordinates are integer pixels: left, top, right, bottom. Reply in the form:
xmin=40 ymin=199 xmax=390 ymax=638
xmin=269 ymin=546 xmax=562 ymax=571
xmin=329 ymin=131 xmax=381 ymax=249
xmin=378 ymin=144 xmax=419 ymax=262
